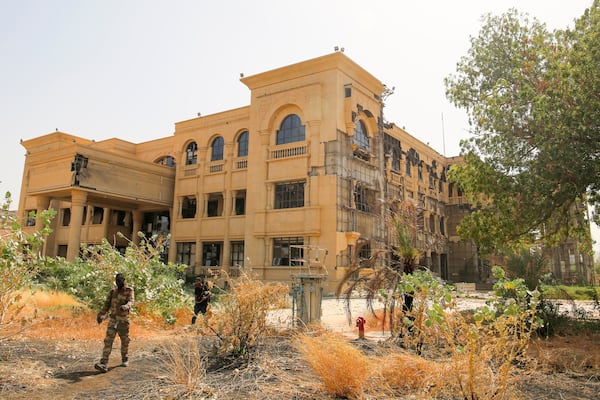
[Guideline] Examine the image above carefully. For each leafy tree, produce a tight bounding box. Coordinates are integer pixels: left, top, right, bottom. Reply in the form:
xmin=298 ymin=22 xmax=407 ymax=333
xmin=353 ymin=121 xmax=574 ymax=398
xmin=445 ymin=2 xmax=600 ymax=251
xmin=0 ymin=192 xmax=54 ymax=327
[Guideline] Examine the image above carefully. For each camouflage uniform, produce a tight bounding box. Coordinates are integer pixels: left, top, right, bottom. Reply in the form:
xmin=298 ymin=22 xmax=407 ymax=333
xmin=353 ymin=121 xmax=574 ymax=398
xmin=97 ymin=280 xmax=134 ymax=367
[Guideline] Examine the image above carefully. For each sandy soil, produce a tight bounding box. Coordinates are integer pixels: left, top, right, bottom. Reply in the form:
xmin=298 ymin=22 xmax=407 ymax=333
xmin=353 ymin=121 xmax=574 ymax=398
xmin=1 ymin=294 xmax=598 ymax=399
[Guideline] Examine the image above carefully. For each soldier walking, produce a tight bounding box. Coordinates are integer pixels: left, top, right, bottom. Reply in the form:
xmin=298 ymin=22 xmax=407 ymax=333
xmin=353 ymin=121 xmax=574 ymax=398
xmin=94 ymin=272 xmax=135 ymax=373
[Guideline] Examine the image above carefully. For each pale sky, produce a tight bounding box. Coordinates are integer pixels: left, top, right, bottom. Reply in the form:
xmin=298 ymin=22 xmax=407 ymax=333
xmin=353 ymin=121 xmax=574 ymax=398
xmin=1 ymin=0 xmax=597 ymax=252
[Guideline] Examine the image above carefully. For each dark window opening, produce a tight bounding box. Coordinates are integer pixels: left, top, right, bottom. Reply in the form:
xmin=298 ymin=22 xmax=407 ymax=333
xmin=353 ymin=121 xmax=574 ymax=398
xmin=25 ymin=209 xmax=36 ymax=227
xmin=176 ymin=242 xmax=196 ymax=269
xmin=384 ymin=134 xmax=401 ymax=171
xmin=230 ymin=241 xmax=245 ymax=267
xmin=61 ymin=208 xmax=71 ymax=226
xmin=112 ymin=210 xmax=127 ymax=226
xmin=185 ymin=142 xmax=198 ymax=165
xmin=182 ymin=197 xmax=197 ymax=219
xmin=354 ymin=183 xmax=375 ymax=213
xmin=91 ymin=207 xmax=103 ymax=224
xmin=202 ymin=242 xmax=222 ymax=267
xmin=156 ymin=156 xmax=176 ymax=167
xmin=358 ymin=241 xmax=371 ymax=260
xmin=235 ymin=190 xmax=246 ymax=215
xmin=206 ymin=193 xmax=224 ymax=217
xmin=57 ymin=245 xmax=68 ymax=258
xmin=272 ymin=237 xmax=304 ymax=266
xmin=274 ymin=181 xmax=305 ymax=209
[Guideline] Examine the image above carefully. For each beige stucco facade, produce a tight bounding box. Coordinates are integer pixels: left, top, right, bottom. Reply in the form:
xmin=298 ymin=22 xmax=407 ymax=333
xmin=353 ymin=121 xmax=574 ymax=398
xmin=17 ymin=52 xmax=594 ymax=292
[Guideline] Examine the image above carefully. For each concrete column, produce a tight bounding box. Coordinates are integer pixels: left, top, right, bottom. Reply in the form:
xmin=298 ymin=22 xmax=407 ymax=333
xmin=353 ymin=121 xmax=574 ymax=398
xmin=223 ymin=189 xmax=232 ymax=217
xmin=101 ymin=207 xmax=110 ymax=238
xmin=132 ymin=210 xmax=143 ymax=245
xmin=34 ymin=196 xmax=51 ymax=230
xmin=67 ymin=190 xmax=87 ymax=261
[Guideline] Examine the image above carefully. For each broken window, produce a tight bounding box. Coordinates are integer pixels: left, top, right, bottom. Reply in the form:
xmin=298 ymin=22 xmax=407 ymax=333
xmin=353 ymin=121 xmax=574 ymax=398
xmin=176 ymin=242 xmax=196 ymax=269
xmin=185 ymin=142 xmax=198 ymax=165
xmin=235 ymin=190 xmax=246 ymax=215
xmin=272 ymin=237 xmax=303 ymax=266
xmin=202 ymin=242 xmax=222 ymax=267
xmin=206 ymin=193 xmax=223 ymax=217
xmin=155 ymin=156 xmax=176 ymax=167
xmin=25 ymin=209 xmax=36 ymax=226
xmin=91 ymin=207 xmax=104 ymax=224
xmin=181 ymin=196 xmax=197 ymax=219
xmin=354 ymin=183 xmax=375 ymax=213
xmin=61 ymin=208 xmax=71 ymax=226
xmin=384 ymin=134 xmax=401 ymax=171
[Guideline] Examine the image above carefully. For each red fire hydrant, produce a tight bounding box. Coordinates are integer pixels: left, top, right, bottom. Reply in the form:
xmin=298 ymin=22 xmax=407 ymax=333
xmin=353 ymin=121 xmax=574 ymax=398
xmin=356 ymin=316 xmax=366 ymax=339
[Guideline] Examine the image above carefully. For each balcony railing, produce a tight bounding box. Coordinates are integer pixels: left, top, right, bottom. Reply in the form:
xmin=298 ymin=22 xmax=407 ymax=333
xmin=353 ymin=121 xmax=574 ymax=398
xmin=235 ymin=158 xmax=248 ymax=170
xmin=269 ymin=144 xmax=307 ymax=159
xmin=208 ymin=161 xmax=224 ymax=173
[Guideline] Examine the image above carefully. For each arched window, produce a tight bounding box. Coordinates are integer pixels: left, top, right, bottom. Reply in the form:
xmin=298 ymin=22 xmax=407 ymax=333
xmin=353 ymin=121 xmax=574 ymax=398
xmin=276 ymin=114 xmax=305 ymax=145
xmin=155 ymin=156 xmax=176 ymax=167
xmin=185 ymin=142 xmax=198 ymax=165
xmin=211 ymin=136 xmax=224 ymax=161
xmin=237 ymin=131 xmax=249 ymax=157
xmin=353 ymin=120 xmax=370 ymax=152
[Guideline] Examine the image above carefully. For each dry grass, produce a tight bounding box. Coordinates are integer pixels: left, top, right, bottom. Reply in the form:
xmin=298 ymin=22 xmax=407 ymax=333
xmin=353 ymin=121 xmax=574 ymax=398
xmin=156 ymin=337 xmax=210 ymax=394
xmin=527 ymin=334 xmax=600 ymax=374
xmin=3 ymin=289 xmax=189 ymax=341
xmin=2 ymin=290 xmax=600 ymax=399
xmin=375 ymin=352 xmax=439 ymax=391
xmin=294 ymin=331 xmax=372 ymax=399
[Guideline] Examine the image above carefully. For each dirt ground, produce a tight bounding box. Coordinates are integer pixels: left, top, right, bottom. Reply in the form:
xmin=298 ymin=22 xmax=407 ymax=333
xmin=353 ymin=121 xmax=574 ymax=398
xmin=1 ymin=296 xmax=599 ymax=399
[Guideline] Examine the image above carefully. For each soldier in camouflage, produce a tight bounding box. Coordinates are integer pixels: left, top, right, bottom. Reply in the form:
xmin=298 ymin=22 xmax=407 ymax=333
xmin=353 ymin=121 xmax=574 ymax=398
xmin=94 ymin=273 xmax=135 ymax=373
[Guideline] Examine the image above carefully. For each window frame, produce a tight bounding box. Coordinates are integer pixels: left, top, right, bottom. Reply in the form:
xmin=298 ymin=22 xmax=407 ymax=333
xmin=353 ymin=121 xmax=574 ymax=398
xmin=234 ymin=190 xmax=246 ymax=215
xmin=272 ymin=237 xmax=304 ymax=266
xmin=237 ymin=131 xmax=249 ymax=157
xmin=176 ymin=242 xmax=196 ymax=269
xmin=230 ymin=241 xmax=245 ymax=267
xmin=353 ymin=120 xmax=370 ymax=152
xmin=274 ymin=181 xmax=305 ymax=209
xmin=185 ymin=142 xmax=198 ymax=165
xmin=210 ymin=136 xmax=224 ymax=161
xmin=181 ymin=196 xmax=197 ymax=219
xmin=276 ymin=114 xmax=305 ymax=145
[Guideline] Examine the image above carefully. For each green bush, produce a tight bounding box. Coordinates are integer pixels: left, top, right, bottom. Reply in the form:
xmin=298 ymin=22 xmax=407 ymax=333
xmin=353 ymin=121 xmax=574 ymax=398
xmin=37 ymin=234 xmax=188 ymax=324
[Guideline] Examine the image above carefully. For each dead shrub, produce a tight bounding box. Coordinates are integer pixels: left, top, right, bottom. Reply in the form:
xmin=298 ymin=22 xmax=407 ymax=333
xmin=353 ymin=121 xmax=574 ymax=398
xmin=157 ymin=337 xmax=210 ymax=395
xmin=201 ymin=271 xmax=288 ymax=358
xmin=294 ymin=332 xmax=371 ymax=399
xmin=375 ymin=352 xmax=438 ymax=391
